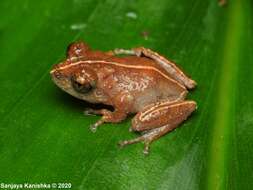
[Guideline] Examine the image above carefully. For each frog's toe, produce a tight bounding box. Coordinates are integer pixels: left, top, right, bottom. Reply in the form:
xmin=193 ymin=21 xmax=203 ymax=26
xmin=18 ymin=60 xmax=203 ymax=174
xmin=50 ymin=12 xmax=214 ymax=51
xmin=89 ymin=124 xmax=97 ymax=133
xmin=89 ymin=119 xmax=105 ymax=133
xmin=143 ymin=142 xmax=150 ymax=155
xmin=117 ymin=136 xmax=144 ymax=148
xmin=83 ymin=108 xmax=96 ymax=116
xmin=118 ymin=138 xmax=151 ymax=155
xmin=118 ymin=140 xmax=127 ymax=148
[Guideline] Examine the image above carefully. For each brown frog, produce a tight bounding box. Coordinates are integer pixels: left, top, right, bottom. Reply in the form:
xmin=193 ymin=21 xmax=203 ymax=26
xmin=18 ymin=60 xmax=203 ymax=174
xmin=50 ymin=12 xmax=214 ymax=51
xmin=50 ymin=41 xmax=197 ymax=154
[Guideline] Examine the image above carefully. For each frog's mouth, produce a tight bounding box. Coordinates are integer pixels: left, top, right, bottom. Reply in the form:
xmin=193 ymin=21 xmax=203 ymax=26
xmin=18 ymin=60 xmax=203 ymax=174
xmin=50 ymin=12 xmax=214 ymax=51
xmin=50 ymin=73 xmax=91 ymax=102
xmin=51 ymin=73 xmax=69 ymax=92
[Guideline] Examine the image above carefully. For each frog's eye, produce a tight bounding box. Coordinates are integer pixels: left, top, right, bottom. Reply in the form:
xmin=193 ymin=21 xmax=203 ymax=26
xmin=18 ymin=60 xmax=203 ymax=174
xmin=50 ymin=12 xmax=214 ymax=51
xmin=71 ymin=76 xmax=93 ymax=94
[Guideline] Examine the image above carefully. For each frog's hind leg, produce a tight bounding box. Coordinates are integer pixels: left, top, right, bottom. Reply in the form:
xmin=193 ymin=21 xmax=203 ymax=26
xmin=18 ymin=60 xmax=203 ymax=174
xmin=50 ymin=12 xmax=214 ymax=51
xmin=119 ymin=124 xmax=173 ymax=154
xmin=113 ymin=47 xmax=196 ymax=89
xmin=119 ymin=100 xmax=196 ymax=154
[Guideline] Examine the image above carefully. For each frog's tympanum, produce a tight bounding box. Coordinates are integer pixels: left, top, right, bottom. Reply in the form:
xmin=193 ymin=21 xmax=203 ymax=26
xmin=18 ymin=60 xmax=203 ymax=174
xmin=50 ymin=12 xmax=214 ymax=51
xmin=50 ymin=41 xmax=197 ymax=154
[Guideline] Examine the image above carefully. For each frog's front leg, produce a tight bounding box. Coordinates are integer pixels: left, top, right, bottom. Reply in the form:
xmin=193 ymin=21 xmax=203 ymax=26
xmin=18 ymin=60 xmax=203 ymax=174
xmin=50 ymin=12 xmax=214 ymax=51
xmin=86 ymin=92 xmax=134 ymax=132
xmin=113 ymin=47 xmax=196 ymax=89
xmin=119 ymin=100 xmax=196 ymax=154
xmin=85 ymin=108 xmax=127 ymax=132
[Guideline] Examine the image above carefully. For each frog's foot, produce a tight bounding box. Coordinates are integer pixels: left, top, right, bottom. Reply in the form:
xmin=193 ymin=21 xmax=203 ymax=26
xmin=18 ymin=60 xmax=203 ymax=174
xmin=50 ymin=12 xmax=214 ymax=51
xmin=113 ymin=49 xmax=136 ymax=56
xmin=118 ymin=135 xmax=150 ymax=155
xmin=83 ymin=108 xmax=108 ymax=132
xmin=119 ymin=124 xmax=173 ymax=155
xmin=85 ymin=109 xmax=127 ymax=132
xmin=67 ymin=41 xmax=90 ymax=59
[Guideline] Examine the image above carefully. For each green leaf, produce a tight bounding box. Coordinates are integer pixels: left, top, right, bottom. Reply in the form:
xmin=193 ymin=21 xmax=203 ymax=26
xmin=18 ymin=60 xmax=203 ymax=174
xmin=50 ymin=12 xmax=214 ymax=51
xmin=0 ymin=0 xmax=252 ymax=189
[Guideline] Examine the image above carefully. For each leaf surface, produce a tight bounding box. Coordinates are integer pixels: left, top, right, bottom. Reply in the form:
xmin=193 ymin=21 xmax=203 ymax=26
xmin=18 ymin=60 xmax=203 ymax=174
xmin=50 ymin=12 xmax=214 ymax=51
xmin=0 ymin=0 xmax=252 ymax=189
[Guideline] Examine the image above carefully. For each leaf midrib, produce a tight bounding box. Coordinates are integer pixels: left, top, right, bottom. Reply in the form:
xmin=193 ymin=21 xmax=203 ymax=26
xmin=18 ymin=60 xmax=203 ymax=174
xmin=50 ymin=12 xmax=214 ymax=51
xmin=206 ymin=0 xmax=244 ymax=189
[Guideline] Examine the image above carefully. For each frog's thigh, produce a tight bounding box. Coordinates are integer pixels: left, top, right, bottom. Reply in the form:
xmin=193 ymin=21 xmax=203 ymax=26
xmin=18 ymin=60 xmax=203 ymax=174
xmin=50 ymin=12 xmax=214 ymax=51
xmin=119 ymin=100 xmax=196 ymax=154
xmin=131 ymin=100 xmax=196 ymax=132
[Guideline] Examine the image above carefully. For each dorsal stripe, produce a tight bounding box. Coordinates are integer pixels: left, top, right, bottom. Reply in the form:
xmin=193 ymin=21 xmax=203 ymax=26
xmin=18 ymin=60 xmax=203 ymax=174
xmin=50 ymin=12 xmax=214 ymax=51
xmin=50 ymin=60 xmax=186 ymax=89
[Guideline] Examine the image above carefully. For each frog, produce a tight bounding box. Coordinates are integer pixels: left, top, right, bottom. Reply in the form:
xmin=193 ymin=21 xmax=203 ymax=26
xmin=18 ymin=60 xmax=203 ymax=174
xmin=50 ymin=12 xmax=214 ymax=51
xmin=50 ymin=41 xmax=197 ymax=154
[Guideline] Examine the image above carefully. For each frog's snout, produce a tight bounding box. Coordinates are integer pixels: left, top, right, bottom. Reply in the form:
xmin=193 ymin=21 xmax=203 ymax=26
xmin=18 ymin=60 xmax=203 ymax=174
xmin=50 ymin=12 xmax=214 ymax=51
xmin=51 ymin=69 xmax=62 ymax=80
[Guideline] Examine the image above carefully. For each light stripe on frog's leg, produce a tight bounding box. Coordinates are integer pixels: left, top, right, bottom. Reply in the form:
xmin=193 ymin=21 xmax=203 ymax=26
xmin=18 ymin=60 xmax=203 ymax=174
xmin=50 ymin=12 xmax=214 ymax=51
xmin=113 ymin=47 xmax=196 ymax=89
xmin=137 ymin=48 xmax=196 ymax=88
xmin=138 ymin=91 xmax=187 ymax=121
xmin=50 ymin=60 xmax=186 ymax=90
xmin=131 ymin=100 xmax=196 ymax=132
xmin=138 ymin=101 xmax=194 ymax=123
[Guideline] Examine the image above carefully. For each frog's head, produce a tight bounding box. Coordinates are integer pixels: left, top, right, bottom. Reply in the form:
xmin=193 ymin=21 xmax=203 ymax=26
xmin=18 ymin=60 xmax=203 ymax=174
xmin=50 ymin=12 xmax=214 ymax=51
xmin=50 ymin=52 xmax=104 ymax=103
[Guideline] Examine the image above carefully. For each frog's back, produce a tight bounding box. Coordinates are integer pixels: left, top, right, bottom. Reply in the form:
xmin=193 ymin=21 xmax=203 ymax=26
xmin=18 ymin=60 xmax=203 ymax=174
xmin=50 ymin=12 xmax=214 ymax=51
xmin=82 ymin=51 xmax=184 ymax=85
xmin=129 ymin=68 xmax=187 ymax=112
xmin=96 ymin=61 xmax=187 ymax=113
xmin=107 ymin=56 xmax=171 ymax=76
